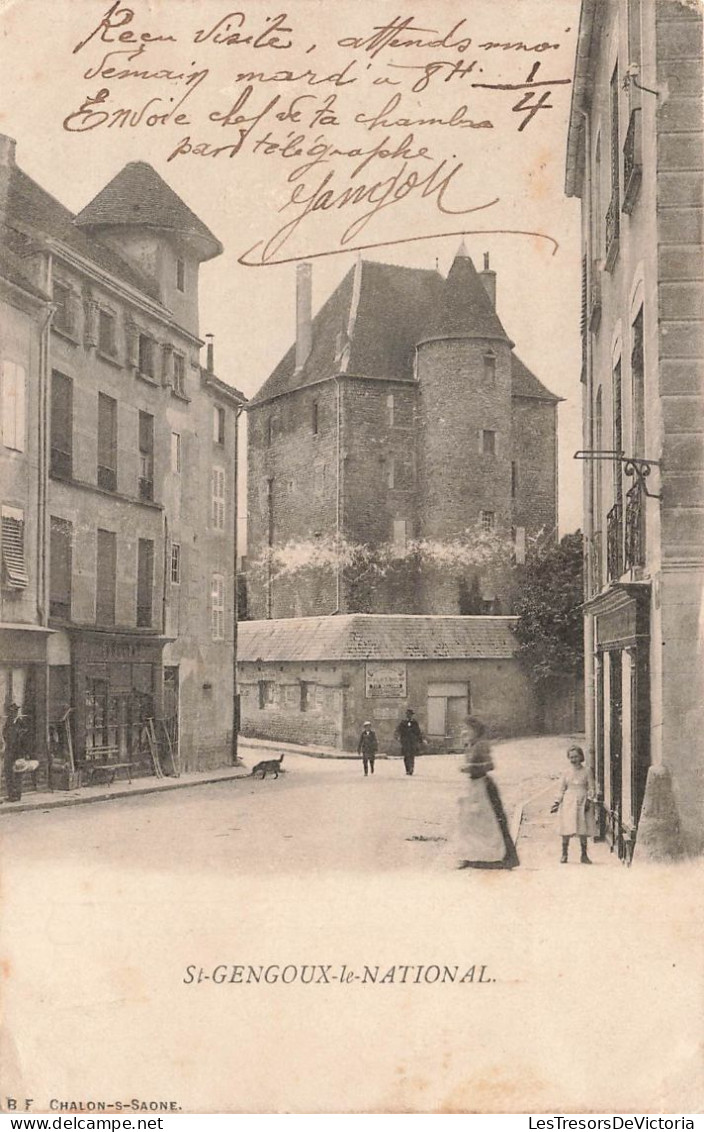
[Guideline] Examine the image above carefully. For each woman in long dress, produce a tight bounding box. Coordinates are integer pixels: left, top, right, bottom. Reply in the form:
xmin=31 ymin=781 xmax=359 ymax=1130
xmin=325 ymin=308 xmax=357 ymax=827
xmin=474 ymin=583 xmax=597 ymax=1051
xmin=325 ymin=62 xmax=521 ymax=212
xmin=551 ymin=745 xmax=596 ymax=863
xmin=456 ymin=717 xmax=519 ymax=870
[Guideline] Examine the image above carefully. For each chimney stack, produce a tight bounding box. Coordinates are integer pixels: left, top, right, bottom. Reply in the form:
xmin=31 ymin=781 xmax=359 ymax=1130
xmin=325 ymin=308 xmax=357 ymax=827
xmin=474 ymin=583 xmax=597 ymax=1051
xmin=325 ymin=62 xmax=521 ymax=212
xmin=205 ymin=333 xmax=214 ymax=373
xmin=479 ymin=251 xmax=497 ymax=308
xmin=295 ymin=262 xmax=312 ymax=373
xmin=0 ymin=134 xmax=16 ymax=230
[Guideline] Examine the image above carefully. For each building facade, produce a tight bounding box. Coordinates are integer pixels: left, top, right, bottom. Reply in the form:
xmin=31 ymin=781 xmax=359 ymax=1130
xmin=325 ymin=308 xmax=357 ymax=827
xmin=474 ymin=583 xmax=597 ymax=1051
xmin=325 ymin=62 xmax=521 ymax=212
xmin=238 ymin=615 xmax=537 ymax=752
xmin=246 ymin=251 xmax=560 ymax=619
xmin=0 ymin=136 xmax=245 ymax=798
xmin=566 ymin=0 xmax=703 ymax=858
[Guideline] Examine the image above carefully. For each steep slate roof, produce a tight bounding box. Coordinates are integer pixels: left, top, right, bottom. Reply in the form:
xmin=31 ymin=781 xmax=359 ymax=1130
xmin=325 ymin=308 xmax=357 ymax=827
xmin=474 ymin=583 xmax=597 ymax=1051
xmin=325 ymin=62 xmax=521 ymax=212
xmin=6 ymin=165 xmax=162 ymax=300
xmin=421 ymin=249 xmax=511 ymax=343
xmin=239 ymin=614 xmax=518 ymax=662
xmin=75 ymin=162 xmax=222 ymax=261
xmin=250 ymin=251 xmax=557 ymax=407
xmin=511 ymin=353 xmax=560 ymax=403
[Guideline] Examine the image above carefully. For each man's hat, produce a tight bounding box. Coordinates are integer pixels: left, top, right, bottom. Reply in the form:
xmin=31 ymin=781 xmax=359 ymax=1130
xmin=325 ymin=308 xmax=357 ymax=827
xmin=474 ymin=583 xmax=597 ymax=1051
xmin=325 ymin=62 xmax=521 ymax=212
xmin=363 ymin=721 xmax=372 ymax=727
xmin=406 ymin=708 xmax=415 ymax=715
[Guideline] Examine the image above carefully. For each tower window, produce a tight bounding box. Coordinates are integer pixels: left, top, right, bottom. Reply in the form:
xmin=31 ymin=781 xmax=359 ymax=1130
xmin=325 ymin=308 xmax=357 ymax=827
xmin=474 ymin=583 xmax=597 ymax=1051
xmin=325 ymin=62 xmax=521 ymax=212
xmin=481 ymin=430 xmax=496 ymax=456
xmin=176 ymin=258 xmax=185 ymax=292
xmin=312 ymin=400 xmax=319 ymax=435
xmin=386 ymin=393 xmax=395 ymax=426
xmin=481 ymin=510 xmax=495 ymax=532
xmin=511 ymin=461 xmax=518 ymax=498
xmin=483 ymin=352 xmax=496 ymax=382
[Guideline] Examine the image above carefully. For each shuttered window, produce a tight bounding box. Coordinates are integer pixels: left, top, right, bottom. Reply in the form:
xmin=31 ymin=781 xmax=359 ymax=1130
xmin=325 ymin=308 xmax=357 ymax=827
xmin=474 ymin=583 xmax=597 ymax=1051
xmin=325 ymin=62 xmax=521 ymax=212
xmin=97 ymin=393 xmax=118 ymax=491
xmin=2 ymin=361 xmax=26 ymax=452
xmin=50 ymin=517 xmax=72 ymax=619
xmin=212 ymin=466 xmax=225 ymax=530
xmin=1 ymin=507 xmax=28 ymax=589
xmin=96 ymin=529 xmax=116 ymax=626
xmin=137 ymin=539 xmax=154 ymax=628
xmin=51 ymin=370 xmax=73 ymax=479
xmin=212 ymin=573 xmax=225 ymax=640
xmin=139 ymin=411 xmax=154 ymax=501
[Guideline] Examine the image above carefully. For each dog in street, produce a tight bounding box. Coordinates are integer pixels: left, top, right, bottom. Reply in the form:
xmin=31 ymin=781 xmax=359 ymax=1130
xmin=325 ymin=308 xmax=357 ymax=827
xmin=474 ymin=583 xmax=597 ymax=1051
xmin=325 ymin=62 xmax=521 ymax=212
xmin=250 ymin=754 xmax=285 ymax=779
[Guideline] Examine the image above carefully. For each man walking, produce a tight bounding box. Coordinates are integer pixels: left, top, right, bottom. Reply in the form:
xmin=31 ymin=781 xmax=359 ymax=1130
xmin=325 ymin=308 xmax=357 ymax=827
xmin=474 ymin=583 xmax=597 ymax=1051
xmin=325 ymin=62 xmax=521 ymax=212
xmin=357 ymin=721 xmax=378 ymax=775
xmin=394 ymin=708 xmax=424 ymax=776
xmin=3 ymin=703 xmax=24 ymax=802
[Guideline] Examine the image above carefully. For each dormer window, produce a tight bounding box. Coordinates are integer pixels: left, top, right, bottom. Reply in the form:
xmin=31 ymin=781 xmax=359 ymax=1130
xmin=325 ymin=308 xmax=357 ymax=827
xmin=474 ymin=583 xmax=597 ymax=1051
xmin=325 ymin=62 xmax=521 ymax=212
xmin=176 ymin=258 xmax=185 ymax=292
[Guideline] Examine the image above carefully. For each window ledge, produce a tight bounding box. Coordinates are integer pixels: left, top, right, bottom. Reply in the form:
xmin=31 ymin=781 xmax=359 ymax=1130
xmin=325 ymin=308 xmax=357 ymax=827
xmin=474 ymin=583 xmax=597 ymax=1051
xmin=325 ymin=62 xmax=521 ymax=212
xmin=48 ymin=472 xmax=163 ymax=510
xmin=136 ymin=371 xmax=159 ymax=387
xmin=97 ymin=350 xmax=123 ymax=369
xmin=51 ymin=325 xmax=80 ymax=346
xmin=170 ymin=389 xmax=191 ymax=404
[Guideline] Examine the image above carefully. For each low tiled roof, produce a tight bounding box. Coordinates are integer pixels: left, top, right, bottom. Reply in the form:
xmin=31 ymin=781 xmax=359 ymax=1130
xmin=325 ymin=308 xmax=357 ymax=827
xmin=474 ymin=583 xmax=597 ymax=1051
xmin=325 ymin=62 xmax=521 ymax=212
xmin=6 ymin=166 xmax=162 ymax=300
xmin=238 ymin=614 xmax=518 ymax=662
xmin=511 ymin=353 xmax=560 ymax=403
xmin=75 ymin=162 xmax=222 ymax=261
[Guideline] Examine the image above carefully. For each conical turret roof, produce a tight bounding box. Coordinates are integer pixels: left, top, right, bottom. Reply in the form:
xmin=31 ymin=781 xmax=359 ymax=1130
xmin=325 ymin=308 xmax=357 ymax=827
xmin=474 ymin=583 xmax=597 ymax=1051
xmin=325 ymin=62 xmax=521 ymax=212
xmin=423 ymin=246 xmax=511 ymax=342
xmin=74 ymin=161 xmax=222 ymax=261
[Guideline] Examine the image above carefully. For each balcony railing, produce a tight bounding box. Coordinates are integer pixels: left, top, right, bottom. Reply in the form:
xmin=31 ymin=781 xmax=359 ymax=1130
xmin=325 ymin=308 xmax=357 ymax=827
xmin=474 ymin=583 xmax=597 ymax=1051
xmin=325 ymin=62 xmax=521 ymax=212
xmin=607 ymin=502 xmax=623 ymax=581
xmin=623 ymin=108 xmax=643 ymax=215
xmin=624 ymin=478 xmax=646 ymax=569
xmin=605 ymin=194 xmax=620 ymax=272
xmin=591 ymin=530 xmax=603 ymax=594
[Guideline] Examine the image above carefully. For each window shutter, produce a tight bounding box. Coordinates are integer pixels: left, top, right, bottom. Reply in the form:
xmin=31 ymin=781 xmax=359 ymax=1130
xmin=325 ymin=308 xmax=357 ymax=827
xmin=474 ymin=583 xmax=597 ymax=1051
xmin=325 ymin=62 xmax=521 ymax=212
xmin=1 ymin=509 xmax=28 ymax=588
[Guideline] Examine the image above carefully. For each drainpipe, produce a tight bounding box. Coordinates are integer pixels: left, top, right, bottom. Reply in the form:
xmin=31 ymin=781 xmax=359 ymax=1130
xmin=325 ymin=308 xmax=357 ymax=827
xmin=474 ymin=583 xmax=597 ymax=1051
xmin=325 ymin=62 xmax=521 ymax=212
xmin=37 ymin=253 xmax=54 ymax=626
xmin=577 ymin=105 xmax=597 ymax=770
xmin=231 ymin=403 xmax=245 ymax=766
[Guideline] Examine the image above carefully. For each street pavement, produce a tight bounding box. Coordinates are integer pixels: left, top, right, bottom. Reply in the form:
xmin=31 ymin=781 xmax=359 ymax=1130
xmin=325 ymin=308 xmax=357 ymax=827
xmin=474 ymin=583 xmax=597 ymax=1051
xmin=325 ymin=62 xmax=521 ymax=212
xmin=0 ymin=734 xmax=617 ymax=872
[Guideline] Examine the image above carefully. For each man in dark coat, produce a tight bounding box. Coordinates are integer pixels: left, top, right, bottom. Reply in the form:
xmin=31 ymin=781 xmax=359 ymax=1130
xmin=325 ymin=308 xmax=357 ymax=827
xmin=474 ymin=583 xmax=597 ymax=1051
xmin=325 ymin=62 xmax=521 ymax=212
xmin=394 ymin=708 xmax=424 ymax=776
xmin=3 ymin=703 xmax=24 ymax=802
xmin=357 ymin=721 xmax=378 ymax=776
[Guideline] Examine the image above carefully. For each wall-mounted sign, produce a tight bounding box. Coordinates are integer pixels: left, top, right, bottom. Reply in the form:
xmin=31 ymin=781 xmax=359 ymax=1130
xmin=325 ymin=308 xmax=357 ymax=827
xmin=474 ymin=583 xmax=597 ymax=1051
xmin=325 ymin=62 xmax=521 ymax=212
xmin=365 ymin=662 xmax=407 ymax=699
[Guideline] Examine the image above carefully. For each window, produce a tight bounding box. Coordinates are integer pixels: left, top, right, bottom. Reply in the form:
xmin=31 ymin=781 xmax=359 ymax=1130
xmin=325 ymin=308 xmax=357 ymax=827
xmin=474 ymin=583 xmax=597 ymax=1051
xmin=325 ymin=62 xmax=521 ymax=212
xmin=176 ymin=257 xmax=185 ymax=292
xmin=300 ymin=681 xmax=312 ymax=712
xmin=258 ymin=679 xmax=275 ymax=709
xmin=387 ymin=457 xmax=395 ymax=489
xmin=212 ymin=466 xmax=226 ymax=530
xmin=171 ymin=431 xmax=181 ymax=474
xmin=312 ymin=400 xmax=319 ymax=435
xmin=386 ymin=393 xmax=395 ymax=426
xmin=138 ymin=334 xmax=155 ymax=378
xmin=52 ymin=281 xmax=73 ymax=336
xmin=427 ymin=683 xmax=470 ymax=738
xmin=1 ymin=507 xmax=28 ymax=589
xmin=266 ymin=416 xmax=276 ymax=447
xmin=138 ymin=411 xmax=154 ymax=501
xmin=483 ymin=352 xmax=496 ymax=382
xmin=50 ymin=517 xmax=72 ymax=619
xmin=511 ymin=461 xmax=518 ymax=499
xmin=1 ymin=361 xmax=26 ymax=452
xmin=481 ymin=429 xmax=496 ymax=456
xmin=96 ymin=529 xmax=116 ymax=626
xmin=606 ymin=64 xmax=621 ymax=268
xmin=481 ymin=510 xmax=495 ymax=532
xmin=393 ymin=519 xmax=408 ymax=549
xmin=212 ymin=573 xmax=225 ymax=640
xmin=50 ymin=370 xmax=73 ymax=479
xmin=170 ymin=542 xmax=181 ymax=585
xmin=98 ymin=310 xmax=117 ymax=357
xmin=514 ymin=526 xmax=526 ymax=565
xmin=97 ymin=392 xmax=118 ymax=492
xmin=137 ymin=538 xmax=154 ymax=628
xmin=173 ymin=353 xmax=186 ymax=396
xmin=213 ymin=405 xmax=225 ymax=445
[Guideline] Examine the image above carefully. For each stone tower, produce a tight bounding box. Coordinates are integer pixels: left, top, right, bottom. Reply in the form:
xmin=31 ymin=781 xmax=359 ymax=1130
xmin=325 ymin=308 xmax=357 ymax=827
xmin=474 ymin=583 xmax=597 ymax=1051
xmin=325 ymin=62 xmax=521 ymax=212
xmin=416 ymin=245 xmax=515 ymax=613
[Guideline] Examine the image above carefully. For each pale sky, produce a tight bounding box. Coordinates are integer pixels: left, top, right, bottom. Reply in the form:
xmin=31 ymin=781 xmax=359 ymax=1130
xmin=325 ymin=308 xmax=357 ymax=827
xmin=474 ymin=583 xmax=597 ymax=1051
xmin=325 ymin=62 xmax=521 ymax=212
xmin=0 ymin=0 xmax=584 ymax=534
